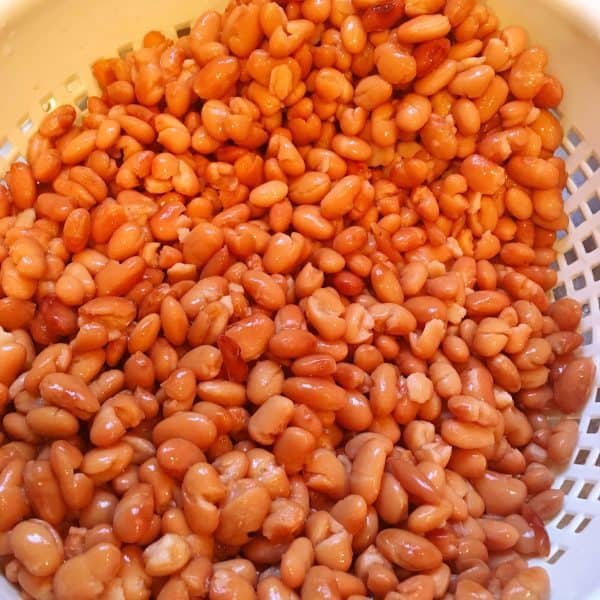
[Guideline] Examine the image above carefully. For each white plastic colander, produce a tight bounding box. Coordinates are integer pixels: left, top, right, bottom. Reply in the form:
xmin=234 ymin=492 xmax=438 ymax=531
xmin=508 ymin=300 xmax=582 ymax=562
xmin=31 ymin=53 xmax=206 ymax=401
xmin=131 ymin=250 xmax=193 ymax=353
xmin=0 ymin=0 xmax=599 ymax=598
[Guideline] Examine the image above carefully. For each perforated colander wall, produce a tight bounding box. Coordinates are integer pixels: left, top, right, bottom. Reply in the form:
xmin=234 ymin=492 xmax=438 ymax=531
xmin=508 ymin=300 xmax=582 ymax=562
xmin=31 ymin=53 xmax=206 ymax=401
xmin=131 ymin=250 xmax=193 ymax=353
xmin=534 ymin=112 xmax=600 ymax=572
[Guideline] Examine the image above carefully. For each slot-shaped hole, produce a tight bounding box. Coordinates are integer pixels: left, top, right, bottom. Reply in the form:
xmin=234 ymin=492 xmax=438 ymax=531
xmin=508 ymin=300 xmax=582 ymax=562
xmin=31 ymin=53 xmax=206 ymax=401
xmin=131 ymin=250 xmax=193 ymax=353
xmin=0 ymin=138 xmax=14 ymax=158
xmin=18 ymin=115 xmax=33 ymax=134
xmin=550 ymin=107 xmax=563 ymax=119
xmin=547 ymin=548 xmax=566 ymax=565
xmin=596 ymin=388 xmax=600 ymax=403
xmin=76 ymin=94 xmax=89 ymax=112
xmin=564 ymin=248 xmax=577 ymax=265
xmin=583 ymin=235 xmax=597 ymax=253
xmin=40 ymin=94 xmax=57 ymax=113
xmin=573 ymin=274 xmax=586 ymax=291
xmin=588 ymin=194 xmax=600 ymax=214
xmin=560 ymin=479 xmax=575 ymax=495
xmin=553 ymin=283 xmax=567 ymax=300
xmin=571 ymin=208 xmax=585 ymax=227
xmin=583 ymin=302 xmax=591 ymax=316
xmin=575 ymin=449 xmax=591 ymax=465
xmin=588 ymin=418 xmax=600 ymax=434
xmin=578 ymin=482 xmax=594 ymax=499
xmin=118 ymin=43 xmax=134 ymax=59
xmin=65 ymin=74 xmax=83 ymax=93
xmin=583 ymin=329 xmax=593 ymax=345
xmin=176 ymin=23 xmax=191 ymax=37
xmin=575 ymin=517 xmax=592 ymax=533
xmin=593 ymin=265 xmax=600 ymax=282
xmin=587 ymin=154 xmax=600 ymax=172
xmin=567 ymin=128 xmax=582 ymax=147
xmin=571 ymin=168 xmax=586 ymax=189
xmin=556 ymin=513 xmax=575 ymax=529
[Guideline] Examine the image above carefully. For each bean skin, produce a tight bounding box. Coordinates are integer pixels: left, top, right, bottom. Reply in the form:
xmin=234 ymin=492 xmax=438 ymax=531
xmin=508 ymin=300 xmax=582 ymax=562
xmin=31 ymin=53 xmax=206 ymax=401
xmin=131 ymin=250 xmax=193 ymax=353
xmin=473 ymin=471 xmax=528 ymax=516
xmin=376 ymin=529 xmax=443 ymax=571
xmin=10 ymin=519 xmax=64 ymax=576
xmin=553 ymin=358 xmax=596 ymax=413
xmin=282 ymin=377 xmax=347 ymax=411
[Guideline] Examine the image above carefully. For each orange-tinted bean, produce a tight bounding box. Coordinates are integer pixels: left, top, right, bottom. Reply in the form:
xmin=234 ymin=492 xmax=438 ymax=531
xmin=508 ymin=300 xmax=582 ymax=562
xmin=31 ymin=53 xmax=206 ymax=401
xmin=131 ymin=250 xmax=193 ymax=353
xmin=248 ymin=394 xmax=294 ymax=445
xmin=350 ymin=435 xmax=391 ymax=504
xmin=0 ymin=5 xmax=582 ymax=598
xmin=156 ymin=438 xmax=206 ymax=481
xmin=548 ymin=298 xmax=582 ymax=331
xmin=376 ymin=529 xmax=442 ymax=571
xmin=403 ymin=296 xmax=447 ymax=326
xmin=553 ymin=358 xmax=596 ymax=414
xmin=274 ymin=427 xmax=316 ymax=474
xmin=301 ymin=565 xmax=340 ymax=599
xmin=153 ymin=412 xmax=217 ymax=449
xmin=283 ymin=377 xmax=347 ymax=411
xmin=473 ymin=471 xmax=528 ymax=516
xmin=53 ymin=543 xmax=121 ymax=600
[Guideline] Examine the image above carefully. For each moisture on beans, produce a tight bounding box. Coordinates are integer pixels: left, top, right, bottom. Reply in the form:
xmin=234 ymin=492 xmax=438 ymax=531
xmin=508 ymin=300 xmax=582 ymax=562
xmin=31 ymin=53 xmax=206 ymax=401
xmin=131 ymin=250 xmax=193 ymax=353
xmin=0 ymin=0 xmax=594 ymax=598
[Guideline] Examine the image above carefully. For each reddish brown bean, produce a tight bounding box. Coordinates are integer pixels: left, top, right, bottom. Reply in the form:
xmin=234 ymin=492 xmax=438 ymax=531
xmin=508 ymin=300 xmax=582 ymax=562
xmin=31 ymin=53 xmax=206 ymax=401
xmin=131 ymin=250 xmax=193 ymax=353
xmin=553 ymin=358 xmax=596 ymax=413
xmin=0 ymin=4 xmax=583 ymax=598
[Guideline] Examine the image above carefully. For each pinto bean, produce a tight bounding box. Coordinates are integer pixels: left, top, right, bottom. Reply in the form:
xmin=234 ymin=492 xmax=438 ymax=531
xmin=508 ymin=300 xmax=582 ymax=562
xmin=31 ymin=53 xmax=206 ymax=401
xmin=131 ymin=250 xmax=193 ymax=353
xmin=0 ymin=3 xmax=580 ymax=598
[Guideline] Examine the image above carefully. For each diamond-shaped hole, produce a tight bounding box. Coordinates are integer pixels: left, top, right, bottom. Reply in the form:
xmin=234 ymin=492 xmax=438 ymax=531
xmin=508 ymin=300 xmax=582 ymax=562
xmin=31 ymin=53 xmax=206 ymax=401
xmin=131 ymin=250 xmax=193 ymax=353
xmin=76 ymin=94 xmax=88 ymax=112
xmin=556 ymin=513 xmax=575 ymax=529
xmin=553 ymin=283 xmax=567 ymax=300
xmin=560 ymin=479 xmax=575 ymax=495
xmin=65 ymin=74 xmax=83 ymax=94
xmin=555 ymin=145 xmax=568 ymax=160
xmin=583 ymin=235 xmax=597 ymax=253
xmin=562 ymin=187 xmax=571 ymax=202
xmin=176 ymin=23 xmax=191 ymax=37
xmin=18 ymin=115 xmax=33 ymax=134
xmin=588 ymin=418 xmax=600 ymax=433
xmin=587 ymin=155 xmax=600 ymax=172
xmin=118 ymin=43 xmax=133 ymax=59
xmin=588 ymin=194 xmax=600 ymax=214
xmin=547 ymin=548 xmax=566 ymax=565
xmin=578 ymin=482 xmax=594 ymax=499
xmin=573 ymin=274 xmax=586 ymax=291
xmin=564 ymin=248 xmax=577 ymax=265
xmin=575 ymin=517 xmax=592 ymax=533
xmin=571 ymin=169 xmax=587 ymax=189
xmin=583 ymin=329 xmax=593 ymax=345
xmin=568 ymin=128 xmax=582 ymax=147
xmin=0 ymin=138 xmax=13 ymax=158
xmin=571 ymin=208 xmax=585 ymax=226
xmin=575 ymin=449 xmax=591 ymax=465
xmin=40 ymin=94 xmax=57 ymax=113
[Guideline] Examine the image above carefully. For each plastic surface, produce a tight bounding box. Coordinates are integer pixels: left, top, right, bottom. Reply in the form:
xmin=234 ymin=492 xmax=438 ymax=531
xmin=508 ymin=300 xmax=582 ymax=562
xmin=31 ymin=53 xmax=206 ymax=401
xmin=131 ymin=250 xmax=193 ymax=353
xmin=0 ymin=0 xmax=600 ymax=598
